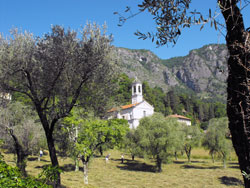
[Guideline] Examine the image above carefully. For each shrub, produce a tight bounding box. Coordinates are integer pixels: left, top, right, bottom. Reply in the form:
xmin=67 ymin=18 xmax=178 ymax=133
xmin=0 ymin=154 xmax=51 ymax=188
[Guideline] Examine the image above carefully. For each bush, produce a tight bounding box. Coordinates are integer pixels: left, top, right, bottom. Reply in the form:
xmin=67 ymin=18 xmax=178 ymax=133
xmin=0 ymin=154 xmax=51 ymax=188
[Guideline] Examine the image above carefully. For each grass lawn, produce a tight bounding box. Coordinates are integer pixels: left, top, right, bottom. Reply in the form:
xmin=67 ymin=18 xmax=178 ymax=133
xmin=2 ymin=148 xmax=244 ymax=188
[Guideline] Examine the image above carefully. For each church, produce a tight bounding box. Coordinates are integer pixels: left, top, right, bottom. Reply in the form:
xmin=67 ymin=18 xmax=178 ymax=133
xmin=107 ymin=78 xmax=154 ymax=129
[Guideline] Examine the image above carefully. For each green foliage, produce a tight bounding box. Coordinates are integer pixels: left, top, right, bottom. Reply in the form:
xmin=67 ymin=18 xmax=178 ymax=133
xmin=183 ymin=125 xmax=203 ymax=162
xmin=38 ymin=165 xmax=63 ymax=185
xmin=135 ymin=113 xmax=184 ymax=171
xmin=77 ymin=118 xmax=129 ymax=161
xmin=55 ymin=107 xmax=88 ymax=157
xmin=141 ymin=81 xmax=226 ymax=125
xmin=62 ymin=109 xmax=129 ymax=163
xmin=161 ymin=56 xmax=185 ymax=68
xmin=11 ymin=92 xmax=33 ymax=107
xmin=203 ymin=117 xmax=232 ymax=167
xmin=112 ymin=73 xmax=133 ymax=105
xmin=123 ymin=129 xmax=141 ymax=159
xmin=183 ymin=126 xmax=202 ymax=148
xmin=0 ymin=154 xmax=51 ymax=188
xmin=0 ymin=101 xmax=46 ymax=176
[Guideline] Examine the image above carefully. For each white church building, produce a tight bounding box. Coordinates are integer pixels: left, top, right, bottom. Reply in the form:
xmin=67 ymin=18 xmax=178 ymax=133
xmin=107 ymin=78 xmax=154 ymax=129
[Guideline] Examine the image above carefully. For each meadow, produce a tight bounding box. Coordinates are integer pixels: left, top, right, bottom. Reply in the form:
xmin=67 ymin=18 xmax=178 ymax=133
xmin=2 ymin=149 xmax=244 ymax=188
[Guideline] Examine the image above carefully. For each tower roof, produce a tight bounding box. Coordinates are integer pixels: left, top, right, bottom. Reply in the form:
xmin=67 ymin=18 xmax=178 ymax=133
xmin=132 ymin=76 xmax=141 ymax=84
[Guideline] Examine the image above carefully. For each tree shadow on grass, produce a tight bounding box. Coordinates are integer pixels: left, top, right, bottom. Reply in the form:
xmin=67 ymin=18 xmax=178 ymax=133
xmin=28 ymin=157 xmax=50 ymax=162
xmin=116 ymin=159 xmax=156 ymax=172
xmin=31 ymin=158 xmax=50 ymax=163
xmin=182 ymin=164 xmax=220 ymax=170
xmin=173 ymin=161 xmax=185 ymax=164
xmin=35 ymin=163 xmax=83 ymax=172
xmin=60 ymin=163 xmax=83 ymax=172
xmin=218 ymin=176 xmax=243 ymax=186
xmin=28 ymin=157 xmax=38 ymax=161
xmin=40 ymin=159 xmax=50 ymax=162
xmin=111 ymin=158 xmax=125 ymax=162
xmin=228 ymin=162 xmax=240 ymax=169
xmin=190 ymin=160 xmax=206 ymax=164
xmin=93 ymin=154 xmax=103 ymax=158
xmin=35 ymin=164 xmax=50 ymax=169
xmin=229 ymin=165 xmax=240 ymax=169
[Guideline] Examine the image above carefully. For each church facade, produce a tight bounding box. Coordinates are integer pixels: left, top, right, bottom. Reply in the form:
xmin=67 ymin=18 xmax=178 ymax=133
xmin=107 ymin=78 xmax=154 ymax=129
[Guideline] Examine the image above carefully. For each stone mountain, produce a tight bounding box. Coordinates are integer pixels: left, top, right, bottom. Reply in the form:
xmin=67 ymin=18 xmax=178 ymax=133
xmin=115 ymin=44 xmax=228 ymax=102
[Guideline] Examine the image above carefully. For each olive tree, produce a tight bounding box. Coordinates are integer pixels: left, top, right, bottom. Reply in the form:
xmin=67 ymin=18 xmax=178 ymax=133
xmin=203 ymin=117 xmax=232 ymax=168
xmin=182 ymin=125 xmax=202 ymax=163
xmin=0 ymin=23 xmax=116 ymax=187
xmin=136 ymin=113 xmax=184 ymax=172
xmin=123 ymin=129 xmax=141 ymax=161
xmin=0 ymin=101 xmax=45 ymax=176
xmin=117 ymin=0 xmax=250 ymax=185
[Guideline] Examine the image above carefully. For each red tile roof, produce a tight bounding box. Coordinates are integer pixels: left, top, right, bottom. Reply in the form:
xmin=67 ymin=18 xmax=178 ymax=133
xmin=167 ymin=114 xmax=191 ymax=121
xmin=107 ymin=102 xmax=140 ymax=112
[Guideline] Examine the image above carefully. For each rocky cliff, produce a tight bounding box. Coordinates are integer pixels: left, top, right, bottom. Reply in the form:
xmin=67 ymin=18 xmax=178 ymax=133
xmin=115 ymin=44 xmax=228 ymax=102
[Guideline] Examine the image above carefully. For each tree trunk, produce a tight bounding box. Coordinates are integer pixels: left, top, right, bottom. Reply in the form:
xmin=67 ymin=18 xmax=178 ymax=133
xmin=211 ymin=152 xmax=215 ymax=163
xmin=17 ymin=153 xmax=28 ymax=177
xmin=81 ymin=156 xmax=90 ymax=185
xmin=83 ymin=162 xmax=88 ymax=184
xmin=185 ymin=144 xmax=191 ymax=163
xmin=174 ymin=151 xmax=178 ymax=160
xmin=132 ymin=154 xmax=135 ymax=161
xmin=9 ymin=129 xmax=28 ymax=177
xmin=223 ymin=157 xmax=227 ymax=169
xmin=156 ymin=155 xmax=162 ymax=172
xmin=99 ymin=146 xmax=103 ymax=156
xmin=187 ymin=152 xmax=191 ymax=163
xmin=75 ymin=157 xmax=79 ymax=172
xmin=219 ymin=0 xmax=250 ymax=187
xmin=45 ymin=129 xmax=61 ymax=188
xmin=38 ymin=109 xmax=61 ymax=188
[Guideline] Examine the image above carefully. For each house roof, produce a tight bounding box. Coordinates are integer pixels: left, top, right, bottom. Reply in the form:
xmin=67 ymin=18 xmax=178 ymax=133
xmin=167 ymin=114 xmax=191 ymax=121
xmin=107 ymin=102 xmax=141 ymax=113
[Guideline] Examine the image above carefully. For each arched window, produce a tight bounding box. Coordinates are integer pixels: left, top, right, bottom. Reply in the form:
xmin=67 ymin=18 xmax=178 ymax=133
xmin=134 ymin=85 xmax=136 ymax=93
xmin=138 ymin=85 xmax=141 ymax=93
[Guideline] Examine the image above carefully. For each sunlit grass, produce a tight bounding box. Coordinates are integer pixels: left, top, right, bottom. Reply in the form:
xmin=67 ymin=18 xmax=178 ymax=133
xmin=2 ymin=148 xmax=243 ymax=188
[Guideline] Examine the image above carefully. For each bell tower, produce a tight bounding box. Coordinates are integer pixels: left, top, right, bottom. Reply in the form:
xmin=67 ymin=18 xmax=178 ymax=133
xmin=132 ymin=77 xmax=143 ymax=104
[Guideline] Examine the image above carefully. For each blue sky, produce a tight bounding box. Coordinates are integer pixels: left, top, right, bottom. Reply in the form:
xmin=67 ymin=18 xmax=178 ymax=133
xmin=1 ymin=0 xmax=249 ymax=59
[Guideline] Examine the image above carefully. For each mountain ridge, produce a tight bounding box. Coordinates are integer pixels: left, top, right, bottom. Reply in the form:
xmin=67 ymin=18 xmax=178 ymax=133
xmin=115 ymin=44 xmax=228 ymax=102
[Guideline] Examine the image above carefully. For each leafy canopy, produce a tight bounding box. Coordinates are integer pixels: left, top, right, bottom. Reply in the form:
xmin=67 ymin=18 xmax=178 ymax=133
xmin=135 ymin=113 xmax=184 ymax=170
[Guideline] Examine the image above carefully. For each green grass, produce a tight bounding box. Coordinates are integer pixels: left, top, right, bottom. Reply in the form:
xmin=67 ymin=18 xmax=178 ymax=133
xmin=2 ymin=148 xmax=243 ymax=188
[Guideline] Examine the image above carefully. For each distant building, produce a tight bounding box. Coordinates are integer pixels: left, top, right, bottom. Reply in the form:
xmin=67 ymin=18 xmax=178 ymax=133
xmin=0 ymin=92 xmax=12 ymax=101
xmin=167 ymin=114 xmax=192 ymax=126
xmin=107 ymin=78 xmax=154 ymax=129
xmin=0 ymin=92 xmax=12 ymax=107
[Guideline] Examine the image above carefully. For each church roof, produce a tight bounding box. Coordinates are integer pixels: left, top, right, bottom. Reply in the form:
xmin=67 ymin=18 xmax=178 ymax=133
xmin=107 ymin=102 xmax=141 ymax=113
xmin=167 ymin=114 xmax=191 ymax=121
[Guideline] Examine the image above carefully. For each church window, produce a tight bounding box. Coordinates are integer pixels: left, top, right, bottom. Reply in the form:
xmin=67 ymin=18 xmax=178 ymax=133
xmin=138 ymin=85 xmax=141 ymax=93
xmin=134 ymin=85 xmax=136 ymax=93
xmin=143 ymin=111 xmax=146 ymax=117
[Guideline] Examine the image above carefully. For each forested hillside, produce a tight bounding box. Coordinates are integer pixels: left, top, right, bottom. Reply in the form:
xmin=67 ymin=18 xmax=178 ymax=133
xmin=113 ymin=74 xmax=226 ymax=130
